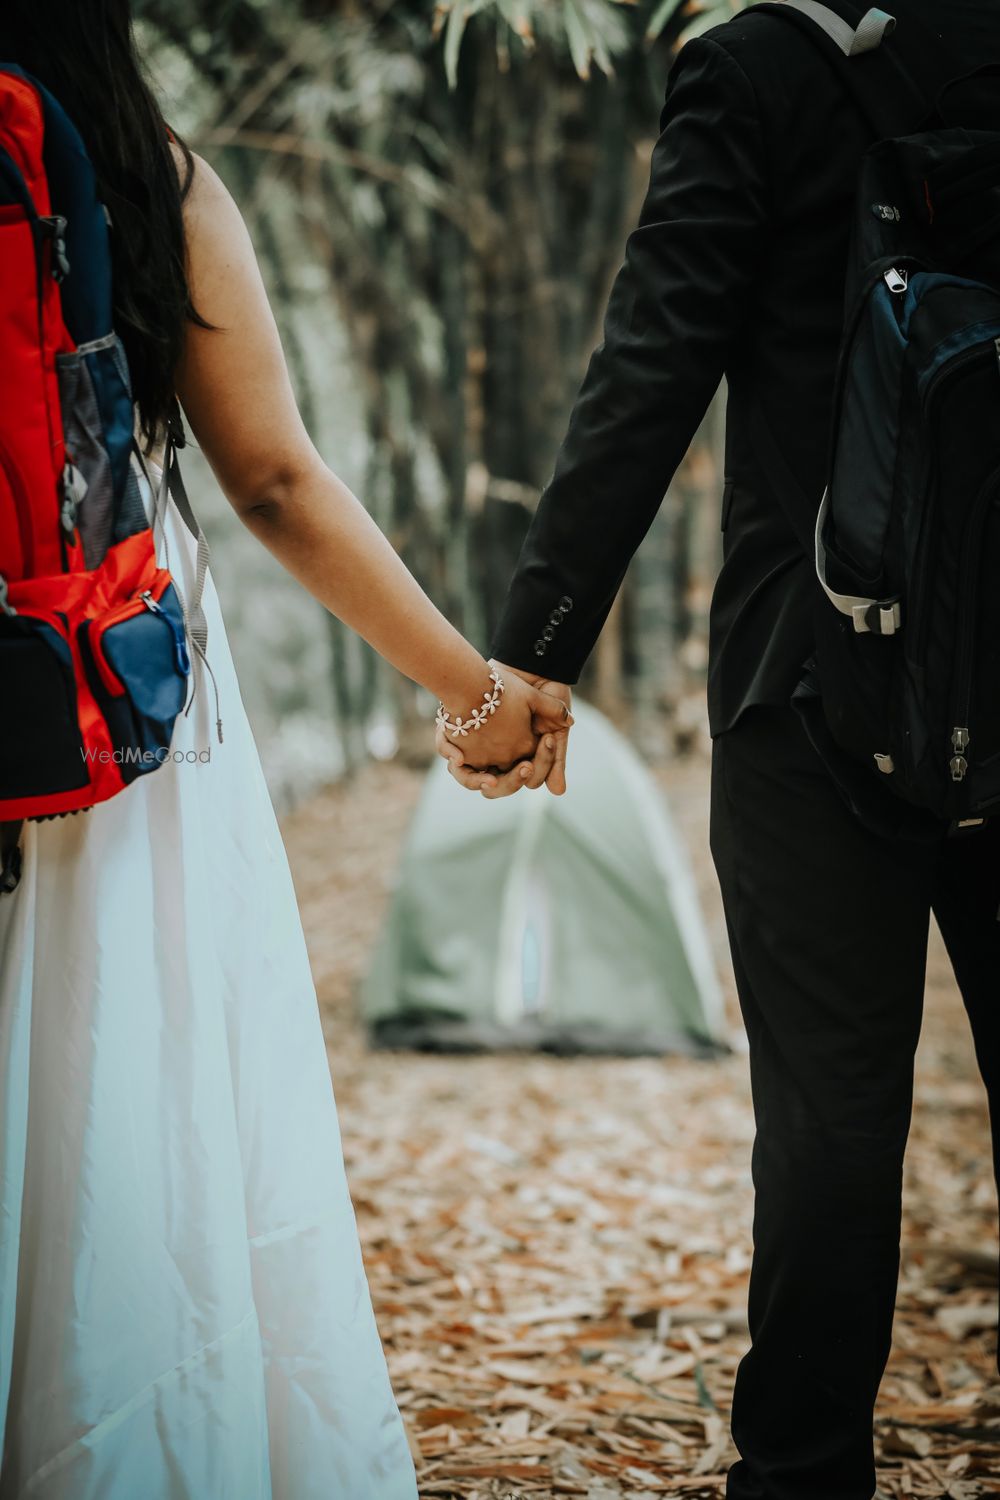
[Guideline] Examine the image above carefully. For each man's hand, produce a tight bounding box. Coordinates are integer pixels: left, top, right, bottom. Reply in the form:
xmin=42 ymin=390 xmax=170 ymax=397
xmin=437 ymin=664 xmax=573 ymax=799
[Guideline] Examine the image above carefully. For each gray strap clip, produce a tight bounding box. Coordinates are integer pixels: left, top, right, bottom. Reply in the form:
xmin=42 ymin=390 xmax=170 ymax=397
xmin=814 ymin=488 xmax=903 ymax=635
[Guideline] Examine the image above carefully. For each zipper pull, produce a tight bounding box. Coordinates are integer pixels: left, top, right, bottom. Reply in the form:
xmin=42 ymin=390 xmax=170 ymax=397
xmin=884 ymin=267 xmax=909 ymax=295
xmin=950 ymin=726 xmax=970 ymax=782
xmin=141 ymin=591 xmax=191 ymax=676
xmin=39 ymin=215 xmax=70 ymax=282
xmin=60 ymin=462 xmax=88 ymax=540
xmin=63 ymin=462 xmax=88 ymax=506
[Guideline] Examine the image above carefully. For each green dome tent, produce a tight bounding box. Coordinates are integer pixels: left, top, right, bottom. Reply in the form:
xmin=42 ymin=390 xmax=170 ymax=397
xmin=362 ymin=702 xmax=728 ymax=1056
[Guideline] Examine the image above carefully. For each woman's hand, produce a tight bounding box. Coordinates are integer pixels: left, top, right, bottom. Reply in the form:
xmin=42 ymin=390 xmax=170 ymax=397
xmin=436 ymin=668 xmax=571 ymax=773
xmin=438 ymin=669 xmax=573 ymax=796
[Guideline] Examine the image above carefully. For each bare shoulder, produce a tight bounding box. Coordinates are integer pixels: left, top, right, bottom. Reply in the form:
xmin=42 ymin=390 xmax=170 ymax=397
xmin=168 ymin=146 xmax=257 ymax=315
xmin=171 ymin=146 xmax=229 ymax=205
xmin=170 ymin=145 xmax=244 ymax=233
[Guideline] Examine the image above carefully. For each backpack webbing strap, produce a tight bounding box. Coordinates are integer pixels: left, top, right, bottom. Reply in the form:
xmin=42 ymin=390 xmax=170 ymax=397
xmin=164 ymin=444 xmax=208 ymax=663
xmin=137 ymin=419 xmax=224 ymax=743
xmin=814 ymin=487 xmax=901 ymax=635
xmin=162 ymin=441 xmax=224 ymax=744
xmin=779 ymin=2 xmax=896 ymax=57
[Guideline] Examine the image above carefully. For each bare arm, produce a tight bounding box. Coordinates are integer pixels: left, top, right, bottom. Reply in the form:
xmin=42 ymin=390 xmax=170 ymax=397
xmin=172 ymin=154 xmax=566 ymax=766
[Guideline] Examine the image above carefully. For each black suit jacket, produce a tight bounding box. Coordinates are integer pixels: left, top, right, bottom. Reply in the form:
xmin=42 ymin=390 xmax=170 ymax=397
xmin=490 ymin=0 xmax=1000 ymax=736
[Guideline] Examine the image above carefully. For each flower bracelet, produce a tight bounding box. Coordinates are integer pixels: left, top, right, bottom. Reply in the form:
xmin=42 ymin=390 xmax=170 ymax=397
xmin=435 ymin=663 xmax=505 ymax=740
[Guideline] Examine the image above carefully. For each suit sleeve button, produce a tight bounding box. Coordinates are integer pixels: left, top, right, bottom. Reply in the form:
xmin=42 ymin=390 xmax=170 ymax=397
xmin=549 ymin=610 xmax=562 ymax=626
xmin=542 ymin=626 xmax=555 ymax=642
xmin=558 ymin=596 xmax=573 ymax=612
xmin=533 ymin=639 xmax=546 ymax=656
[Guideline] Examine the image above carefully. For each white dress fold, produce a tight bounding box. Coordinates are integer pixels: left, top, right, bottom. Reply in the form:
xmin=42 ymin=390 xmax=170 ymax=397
xmin=0 ymin=474 xmax=417 ymax=1500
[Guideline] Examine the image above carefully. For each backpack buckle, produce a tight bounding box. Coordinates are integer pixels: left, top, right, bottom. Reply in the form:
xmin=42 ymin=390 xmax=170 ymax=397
xmin=853 ymin=599 xmax=902 ymax=635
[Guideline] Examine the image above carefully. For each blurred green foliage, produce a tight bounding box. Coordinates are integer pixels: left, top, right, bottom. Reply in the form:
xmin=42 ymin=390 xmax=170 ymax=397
xmin=434 ymin=0 xmax=751 ymax=83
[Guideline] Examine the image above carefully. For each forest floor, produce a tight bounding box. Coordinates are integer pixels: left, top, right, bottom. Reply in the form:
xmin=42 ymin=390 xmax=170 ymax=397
xmin=282 ymin=746 xmax=1000 ymax=1500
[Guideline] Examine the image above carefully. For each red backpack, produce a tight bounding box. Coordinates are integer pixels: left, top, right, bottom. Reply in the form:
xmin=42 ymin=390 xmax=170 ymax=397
xmin=0 ymin=67 xmax=214 ymax=872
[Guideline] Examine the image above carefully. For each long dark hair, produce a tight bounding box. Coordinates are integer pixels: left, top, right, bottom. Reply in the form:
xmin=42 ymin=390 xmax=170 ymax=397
xmin=0 ymin=0 xmax=202 ymax=443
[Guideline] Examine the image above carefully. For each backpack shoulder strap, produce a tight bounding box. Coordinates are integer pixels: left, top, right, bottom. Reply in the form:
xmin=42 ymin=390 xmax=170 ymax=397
xmin=748 ymin=0 xmax=951 ymax=142
xmin=776 ymin=2 xmax=896 ymax=56
xmin=1 ymin=64 xmax=113 ymax=345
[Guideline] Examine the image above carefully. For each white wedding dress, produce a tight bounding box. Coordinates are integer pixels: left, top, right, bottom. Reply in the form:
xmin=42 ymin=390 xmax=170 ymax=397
xmin=0 ymin=469 xmax=417 ymax=1500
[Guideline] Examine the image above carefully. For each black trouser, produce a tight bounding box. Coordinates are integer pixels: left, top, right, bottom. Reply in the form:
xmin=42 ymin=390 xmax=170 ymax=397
xmin=710 ymin=705 xmax=1000 ymax=1500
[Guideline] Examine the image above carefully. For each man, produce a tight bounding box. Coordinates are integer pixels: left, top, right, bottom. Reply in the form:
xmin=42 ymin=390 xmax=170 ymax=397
xmin=439 ymin=2 xmax=1000 ymax=1497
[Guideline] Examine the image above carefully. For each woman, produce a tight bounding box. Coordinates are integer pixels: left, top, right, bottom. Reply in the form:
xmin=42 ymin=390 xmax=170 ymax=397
xmin=0 ymin=4 xmax=569 ymax=1496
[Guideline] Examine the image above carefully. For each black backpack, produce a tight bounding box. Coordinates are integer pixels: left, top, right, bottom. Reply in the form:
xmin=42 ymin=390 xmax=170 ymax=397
xmin=755 ymin=0 xmax=1000 ymax=831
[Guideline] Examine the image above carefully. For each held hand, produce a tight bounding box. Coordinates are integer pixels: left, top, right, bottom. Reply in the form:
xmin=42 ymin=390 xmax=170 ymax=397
xmin=439 ymin=666 xmax=573 ymax=798
xmin=436 ymin=667 xmax=571 ymax=774
xmin=527 ymin=673 xmax=572 ymax=797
